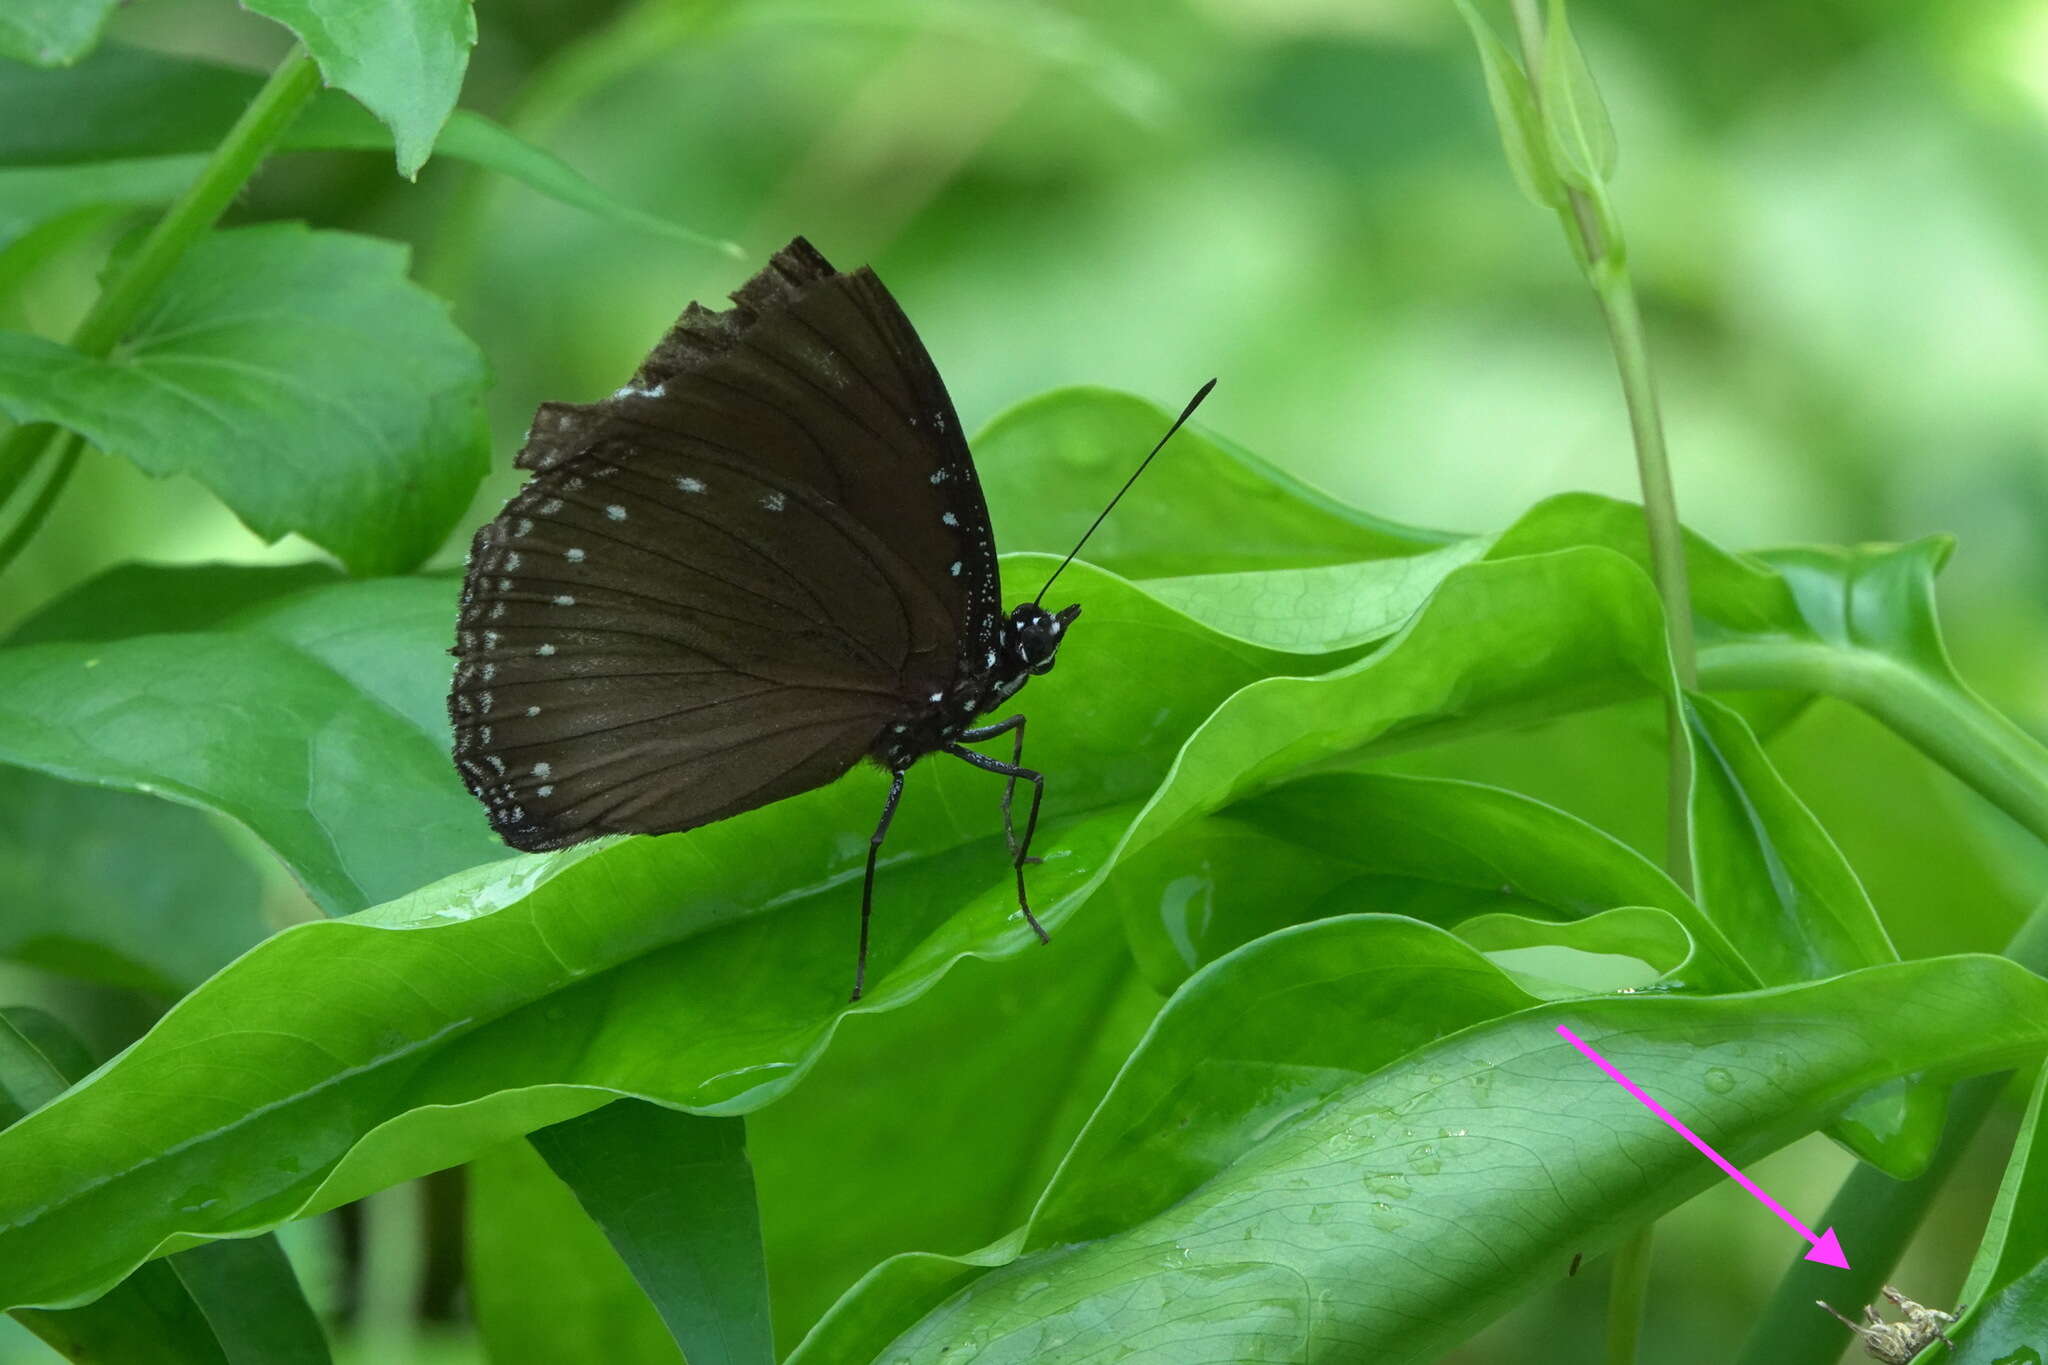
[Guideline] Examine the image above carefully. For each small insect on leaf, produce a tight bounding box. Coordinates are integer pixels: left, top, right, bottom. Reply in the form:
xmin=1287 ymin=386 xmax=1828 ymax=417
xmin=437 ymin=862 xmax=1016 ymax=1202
xmin=1816 ymin=1285 xmax=1964 ymax=1364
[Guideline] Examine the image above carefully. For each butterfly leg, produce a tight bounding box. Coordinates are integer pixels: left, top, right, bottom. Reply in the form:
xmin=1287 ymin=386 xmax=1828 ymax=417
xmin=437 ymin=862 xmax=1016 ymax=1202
xmin=944 ymin=742 xmax=1051 ymax=945
xmin=853 ymin=768 xmax=909 ymax=1003
xmin=957 ymin=713 xmax=1040 ymax=864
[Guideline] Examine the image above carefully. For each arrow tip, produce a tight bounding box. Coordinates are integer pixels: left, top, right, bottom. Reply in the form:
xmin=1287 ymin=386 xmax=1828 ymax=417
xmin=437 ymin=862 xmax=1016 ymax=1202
xmin=1805 ymin=1228 xmax=1850 ymax=1269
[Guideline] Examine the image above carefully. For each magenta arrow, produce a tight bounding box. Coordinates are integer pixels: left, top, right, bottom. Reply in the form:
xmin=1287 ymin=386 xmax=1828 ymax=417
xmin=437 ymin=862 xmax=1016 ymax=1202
xmin=1556 ymin=1023 xmax=1849 ymax=1269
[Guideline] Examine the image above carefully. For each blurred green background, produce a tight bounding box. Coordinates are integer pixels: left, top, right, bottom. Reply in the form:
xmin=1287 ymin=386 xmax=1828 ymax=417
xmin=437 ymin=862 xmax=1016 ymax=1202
xmin=4 ymin=0 xmax=2046 ymax=1360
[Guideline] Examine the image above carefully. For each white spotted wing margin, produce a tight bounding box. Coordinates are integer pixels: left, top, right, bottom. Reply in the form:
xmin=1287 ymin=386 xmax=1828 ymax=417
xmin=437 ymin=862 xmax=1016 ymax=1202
xmin=449 ymin=237 xmax=1006 ymax=851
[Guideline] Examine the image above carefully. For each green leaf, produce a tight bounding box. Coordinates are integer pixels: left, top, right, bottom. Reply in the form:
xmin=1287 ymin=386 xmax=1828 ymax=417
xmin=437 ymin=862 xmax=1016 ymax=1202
xmin=750 ymin=900 xmax=1156 ymax=1340
xmin=0 ymin=48 xmax=737 ymax=255
xmin=0 ymin=572 xmax=503 ymax=915
xmin=1686 ymin=693 xmax=1898 ymax=983
xmin=0 ymin=543 xmax=1735 ymax=1312
xmin=0 ymin=0 xmax=118 ymax=67
xmin=0 ymin=767 xmax=273 ymax=992
xmin=468 ymin=1139 xmax=683 ymax=1365
xmin=241 ymin=0 xmax=477 ymax=178
xmin=8 ymin=561 xmax=346 ymax=646
xmin=1110 ymin=771 xmax=1754 ymax=995
xmin=1538 ymin=0 xmax=1618 ymax=188
xmin=4 ymin=1012 xmax=330 ymax=1365
xmin=1454 ymin=0 xmax=1565 ymax=210
xmin=530 ymin=1104 xmax=772 ymax=1365
xmin=973 ymin=387 xmax=1457 ymax=578
xmin=1139 ymin=536 xmax=1492 ymax=651
xmin=797 ymin=918 xmax=2048 ymax=1361
xmin=1949 ymin=1064 xmax=2048 ymax=1362
xmin=0 ymin=224 xmax=488 ymax=575
xmin=1453 ymin=905 xmax=1692 ymax=997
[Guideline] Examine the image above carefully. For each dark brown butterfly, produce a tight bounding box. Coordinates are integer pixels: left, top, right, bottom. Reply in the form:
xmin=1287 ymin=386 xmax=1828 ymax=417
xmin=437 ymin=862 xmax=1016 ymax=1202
xmin=448 ymin=237 xmax=1209 ymax=998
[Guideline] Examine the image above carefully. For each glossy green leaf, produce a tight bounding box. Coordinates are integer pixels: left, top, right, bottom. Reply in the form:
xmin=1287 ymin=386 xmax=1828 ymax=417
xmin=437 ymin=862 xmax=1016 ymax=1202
xmin=973 ymin=387 xmax=1456 ymax=578
xmin=0 ymin=542 xmax=1746 ymax=1312
xmin=1454 ymin=0 xmax=1565 ymax=210
xmin=1139 ymin=536 xmax=1491 ymax=651
xmin=0 ymin=0 xmax=117 ymax=66
xmin=0 ymin=573 xmax=502 ymax=915
xmin=798 ymin=918 xmax=2048 ymax=1361
xmin=0 ymin=48 xmax=737 ymax=255
xmin=1108 ymin=770 xmax=1753 ymax=995
xmin=0 ymin=225 xmax=488 ymax=575
xmin=530 ymin=1104 xmax=771 ymax=1365
xmin=1948 ymin=1060 xmax=2048 ymax=1363
xmin=1454 ymin=905 xmax=1692 ymax=997
xmin=1539 ymin=0 xmax=1618 ymax=188
xmin=241 ymin=0 xmax=475 ymax=178
xmin=468 ymin=1138 xmax=683 ymax=1365
xmin=751 ymin=899 xmax=1156 ymax=1343
xmin=1686 ymin=693 xmax=1897 ymax=983
xmin=4 ymin=1011 xmax=330 ymax=1365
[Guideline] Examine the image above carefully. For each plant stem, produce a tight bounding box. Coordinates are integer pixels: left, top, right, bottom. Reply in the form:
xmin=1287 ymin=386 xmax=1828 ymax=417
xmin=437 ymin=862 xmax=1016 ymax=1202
xmin=0 ymin=432 xmax=82 ymax=577
xmin=0 ymin=46 xmax=322 ymax=567
xmin=1604 ymin=1224 xmax=1654 ymax=1361
xmin=1699 ymin=642 xmax=2048 ymax=847
xmin=1507 ymin=5 xmax=1690 ymax=1359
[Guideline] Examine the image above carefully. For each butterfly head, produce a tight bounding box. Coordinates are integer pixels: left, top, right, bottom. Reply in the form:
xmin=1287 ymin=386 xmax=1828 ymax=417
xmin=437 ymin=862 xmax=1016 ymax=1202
xmin=1005 ymin=602 xmax=1081 ymax=677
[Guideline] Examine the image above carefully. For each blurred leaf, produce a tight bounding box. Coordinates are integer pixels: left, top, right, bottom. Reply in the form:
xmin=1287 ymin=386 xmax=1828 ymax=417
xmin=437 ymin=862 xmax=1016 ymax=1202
xmin=241 ymin=0 xmax=476 ymax=178
xmin=1950 ymin=1063 xmax=2048 ymax=1363
xmin=974 ymin=387 xmax=1457 ymax=578
xmin=4 ymin=1011 xmax=329 ymax=1364
xmin=0 ymin=767 xmax=272 ymax=993
xmin=0 ymin=541 xmax=1756 ymax=1312
xmin=0 ymin=47 xmax=739 ymax=256
xmin=7 ymin=561 xmax=347 ymax=646
xmin=0 ymin=572 xmax=503 ymax=915
xmin=1687 ymin=693 xmax=1897 ymax=983
xmin=1538 ymin=0 xmax=1617 ymax=188
xmin=530 ymin=1104 xmax=771 ymax=1365
xmin=0 ymin=0 xmax=116 ymax=67
xmin=0 ymin=224 xmax=488 ymax=575
xmin=1454 ymin=0 xmax=1565 ymax=211
xmin=468 ymin=1139 xmax=683 ymax=1365
xmin=796 ymin=921 xmax=2048 ymax=1362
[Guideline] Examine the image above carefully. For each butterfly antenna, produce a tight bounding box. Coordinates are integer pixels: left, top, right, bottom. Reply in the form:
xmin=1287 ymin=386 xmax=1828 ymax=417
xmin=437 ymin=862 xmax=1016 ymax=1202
xmin=1034 ymin=378 xmax=1217 ymax=605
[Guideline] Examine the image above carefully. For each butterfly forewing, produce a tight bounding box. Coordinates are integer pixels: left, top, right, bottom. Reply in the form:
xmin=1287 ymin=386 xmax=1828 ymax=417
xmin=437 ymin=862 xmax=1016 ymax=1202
xmin=450 ymin=238 xmax=1004 ymax=851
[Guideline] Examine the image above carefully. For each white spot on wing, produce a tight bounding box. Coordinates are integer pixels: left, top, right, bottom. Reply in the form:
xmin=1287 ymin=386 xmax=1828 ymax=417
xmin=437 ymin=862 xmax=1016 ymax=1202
xmin=759 ymin=491 xmax=786 ymax=512
xmin=566 ymin=548 xmax=586 ymax=563
xmin=537 ymin=643 xmax=557 ymax=656
xmin=605 ymin=504 xmax=627 ymax=521
xmin=930 ymin=469 xmax=948 ymax=484
xmin=526 ymin=706 xmax=541 ymax=717
xmin=949 ymin=561 xmax=962 ymax=576
xmin=941 ymin=511 xmax=958 ymax=527
xmin=677 ymin=476 xmax=705 ymax=494
xmin=533 ymin=762 xmax=552 ymax=778
xmin=536 ymin=784 xmax=554 ymax=798
xmin=553 ymin=594 xmax=576 ymax=606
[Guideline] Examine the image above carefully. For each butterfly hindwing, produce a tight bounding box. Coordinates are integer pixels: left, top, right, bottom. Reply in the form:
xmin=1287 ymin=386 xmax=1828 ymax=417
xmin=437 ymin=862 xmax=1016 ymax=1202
xmin=450 ymin=238 xmax=1003 ymax=850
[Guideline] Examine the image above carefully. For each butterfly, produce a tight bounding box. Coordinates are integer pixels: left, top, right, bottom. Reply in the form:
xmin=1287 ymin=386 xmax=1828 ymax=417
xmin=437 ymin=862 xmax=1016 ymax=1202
xmin=448 ymin=237 xmax=1210 ymax=998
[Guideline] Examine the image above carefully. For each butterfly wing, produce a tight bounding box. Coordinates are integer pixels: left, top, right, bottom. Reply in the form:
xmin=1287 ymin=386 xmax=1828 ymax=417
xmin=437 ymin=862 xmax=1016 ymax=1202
xmin=450 ymin=238 xmax=999 ymax=850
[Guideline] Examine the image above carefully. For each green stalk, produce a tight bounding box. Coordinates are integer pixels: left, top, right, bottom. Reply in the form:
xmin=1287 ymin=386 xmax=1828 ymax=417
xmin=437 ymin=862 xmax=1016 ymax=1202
xmin=1700 ymin=642 xmax=2048 ymax=847
xmin=0 ymin=46 xmax=322 ymax=567
xmin=1506 ymin=4 xmax=1689 ymax=1358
